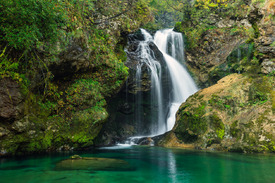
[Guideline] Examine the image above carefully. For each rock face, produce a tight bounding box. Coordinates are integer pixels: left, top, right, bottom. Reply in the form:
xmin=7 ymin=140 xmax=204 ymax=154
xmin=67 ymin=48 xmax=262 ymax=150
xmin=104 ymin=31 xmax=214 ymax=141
xmin=158 ymin=74 xmax=275 ymax=153
xmin=0 ymin=78 xmax=24 ymax=121
xmin=178 ymin=0 xmax=275 ymax=88
xmin=255 ymin=0 xmax=275 ymax=74
xmin=49 ymin=42 xmax=94 ymax=78
xmin=185 ymin=29 xmax=249 ymax=87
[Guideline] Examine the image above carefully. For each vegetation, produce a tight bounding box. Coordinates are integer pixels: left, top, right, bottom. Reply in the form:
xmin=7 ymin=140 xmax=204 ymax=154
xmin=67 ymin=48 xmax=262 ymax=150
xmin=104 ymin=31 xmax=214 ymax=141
xmin=0 ymin=0 xmax=153 ymax=154
xmin=171 ymin=0 xmax=250 ymax=49
xmin=0 ymin=0 xmax=274 ymax=154
xmin=175 ymin=103 xmax=208 ymax=143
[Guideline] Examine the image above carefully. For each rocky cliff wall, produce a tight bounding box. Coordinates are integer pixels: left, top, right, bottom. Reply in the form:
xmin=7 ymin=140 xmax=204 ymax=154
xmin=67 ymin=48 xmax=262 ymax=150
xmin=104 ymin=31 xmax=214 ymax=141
xmin=159 ymin=0 xmax=275 ymax=153
xmin=175 ymin=0 xmax=274 ymax=87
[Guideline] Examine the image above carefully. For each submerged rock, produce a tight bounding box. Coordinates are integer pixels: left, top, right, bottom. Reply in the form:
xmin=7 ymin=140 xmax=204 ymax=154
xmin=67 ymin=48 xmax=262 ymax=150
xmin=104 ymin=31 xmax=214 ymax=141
xmin=55 ymin=156 xmax=132 ymax=171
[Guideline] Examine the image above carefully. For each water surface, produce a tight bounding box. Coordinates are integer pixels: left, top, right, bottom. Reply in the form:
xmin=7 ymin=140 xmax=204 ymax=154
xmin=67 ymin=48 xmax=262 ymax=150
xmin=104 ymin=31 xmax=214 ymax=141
xmin=1 ymin=146 xmax=275 ymax=183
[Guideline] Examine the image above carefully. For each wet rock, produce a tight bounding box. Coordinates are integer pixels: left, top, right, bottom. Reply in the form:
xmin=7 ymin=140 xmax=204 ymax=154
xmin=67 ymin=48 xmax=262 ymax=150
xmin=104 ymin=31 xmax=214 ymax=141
xmin=138 ymin=137 xmax=154 ymax=146
xmin=118 ymin=102 xmax=133 ymax=114
xmin=128 ymin=29 xmax=145 ymax=42
xmin=125 ymin=31 xmax=166 ymax=94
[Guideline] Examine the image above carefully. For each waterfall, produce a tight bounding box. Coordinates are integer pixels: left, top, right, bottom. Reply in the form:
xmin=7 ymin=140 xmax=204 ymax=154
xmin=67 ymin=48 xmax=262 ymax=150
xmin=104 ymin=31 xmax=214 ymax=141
xmin=121 ymin=28 xmax=198 ymax=145
xmin=154 ymin=29 xmax=198 ymax=131
xmin=133 ymin=29 xmax=166 ymax=135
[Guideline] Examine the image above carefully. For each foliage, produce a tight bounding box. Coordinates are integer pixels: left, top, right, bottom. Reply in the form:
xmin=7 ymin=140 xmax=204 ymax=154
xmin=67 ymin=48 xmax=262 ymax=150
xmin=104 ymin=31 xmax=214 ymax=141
xmin=142 ymin=0 xmax=184 ymax=29
xmin=169 ymin=0 xmax=249 ymax=49
xmin=0 ymin=0 xmax=153 ymax=154
xmin=0 ymin=47 xmax=29 ymax=87
xmin=0 ymin=0 xmax=67 ymax=50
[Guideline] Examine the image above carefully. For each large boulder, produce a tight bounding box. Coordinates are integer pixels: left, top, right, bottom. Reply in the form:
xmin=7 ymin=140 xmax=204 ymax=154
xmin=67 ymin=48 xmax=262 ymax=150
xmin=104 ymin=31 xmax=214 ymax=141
xmin=158 ymin=74 xmax=275 ymax=153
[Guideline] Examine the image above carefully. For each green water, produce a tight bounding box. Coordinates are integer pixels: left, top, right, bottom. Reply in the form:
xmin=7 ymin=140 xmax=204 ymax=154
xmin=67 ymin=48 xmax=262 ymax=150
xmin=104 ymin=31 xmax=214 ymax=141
xmin=1 ymin=146 xmax=275 ymax=183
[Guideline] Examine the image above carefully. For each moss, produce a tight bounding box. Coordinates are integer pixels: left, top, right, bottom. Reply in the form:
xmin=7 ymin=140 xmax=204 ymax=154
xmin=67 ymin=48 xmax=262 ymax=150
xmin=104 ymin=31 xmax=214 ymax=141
xmin=208 ymin=64 xmax=230 ymax=84
xmin=209 ymin=95 xmax=238 ymax=115
xmin=173 ymin=22 xmax=184 ymax=33
xmin=230 ymin=120 xmax=241 ymax=138
xmin=209 ymin=113 xmax=225 ymax=140
xmin=175 ymin=103 xmax=208 ymax=143
xmin=248 ymin=76 xmax=272 ymax=105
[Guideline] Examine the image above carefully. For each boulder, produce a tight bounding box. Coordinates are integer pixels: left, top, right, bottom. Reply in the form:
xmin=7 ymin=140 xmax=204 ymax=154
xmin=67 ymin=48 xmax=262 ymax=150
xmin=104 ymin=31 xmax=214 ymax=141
xmin=158 ymin=74 xmax=275 ymax=153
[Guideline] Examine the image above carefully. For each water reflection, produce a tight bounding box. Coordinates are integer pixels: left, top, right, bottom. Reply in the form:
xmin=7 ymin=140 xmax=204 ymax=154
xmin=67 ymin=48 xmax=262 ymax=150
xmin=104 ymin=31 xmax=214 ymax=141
xmin=0 ymin=147 xmax=275 ymax=183
xmin=167 ymin=149 xmax=177 ymax=183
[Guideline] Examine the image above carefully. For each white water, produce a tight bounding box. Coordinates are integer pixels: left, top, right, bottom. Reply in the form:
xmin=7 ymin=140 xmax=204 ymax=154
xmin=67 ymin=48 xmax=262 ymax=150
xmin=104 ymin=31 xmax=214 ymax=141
xmin=120 ymin=28 xmax=198 ymax=146
xmin=154 ymin=29 xmax=198 ymax=131
xmin=134 ymin=29 xmax=165 ymax=135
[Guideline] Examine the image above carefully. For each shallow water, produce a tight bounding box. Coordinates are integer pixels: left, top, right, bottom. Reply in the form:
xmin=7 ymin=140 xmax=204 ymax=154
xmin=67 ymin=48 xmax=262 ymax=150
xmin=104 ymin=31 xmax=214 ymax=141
xmin=1 ymin=146 xmax=275 ymax=183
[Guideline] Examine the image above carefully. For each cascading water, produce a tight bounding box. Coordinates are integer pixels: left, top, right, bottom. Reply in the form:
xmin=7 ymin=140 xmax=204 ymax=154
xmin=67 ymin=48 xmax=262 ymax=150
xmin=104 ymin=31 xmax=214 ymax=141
xmin=132 ymin=29 xmax=166 ymax=135
xmin=120 ymin=28 xmax=198 ymax=145
xmin=154 ymin=29 xmax=198 ymax=131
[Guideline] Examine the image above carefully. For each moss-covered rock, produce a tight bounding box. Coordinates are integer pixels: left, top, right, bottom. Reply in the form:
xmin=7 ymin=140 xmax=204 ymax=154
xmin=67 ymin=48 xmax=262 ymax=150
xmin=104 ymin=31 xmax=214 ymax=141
xmin=158 ymin=74 xmax=275 ymax=153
